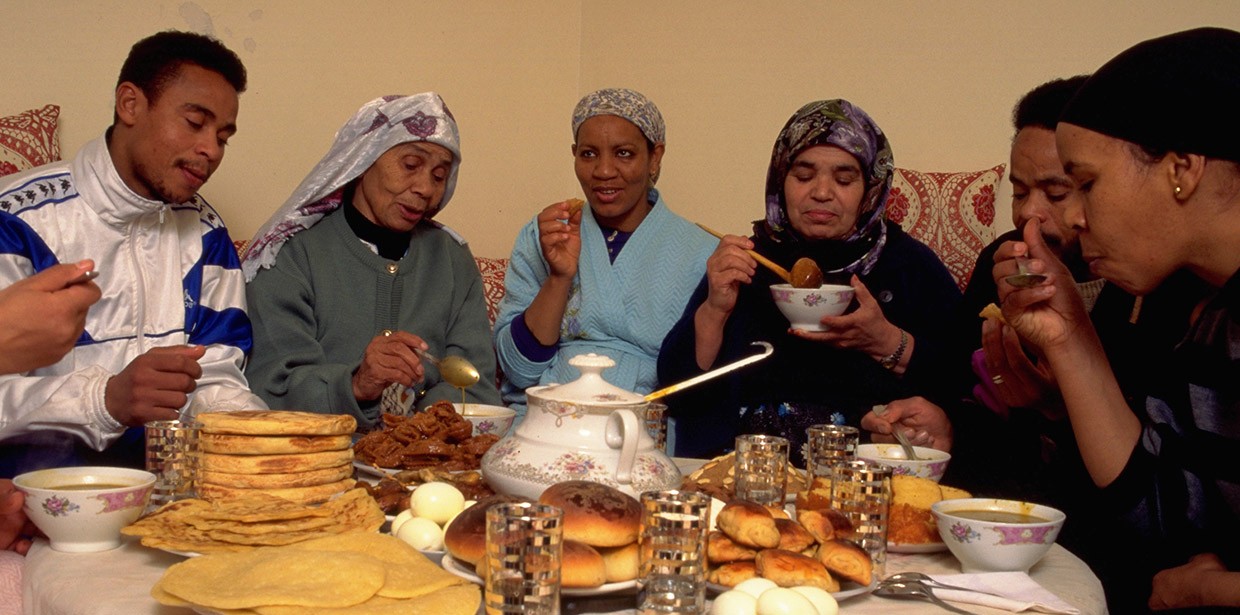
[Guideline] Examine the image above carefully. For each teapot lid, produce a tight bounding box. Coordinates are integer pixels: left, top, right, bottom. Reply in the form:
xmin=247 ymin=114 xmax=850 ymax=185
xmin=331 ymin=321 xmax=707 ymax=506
xmin=537 ymin=354 xmax=646 ymax=405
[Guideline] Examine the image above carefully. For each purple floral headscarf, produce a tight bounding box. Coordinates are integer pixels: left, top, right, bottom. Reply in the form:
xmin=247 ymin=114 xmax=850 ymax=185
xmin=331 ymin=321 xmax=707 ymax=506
xmin=242 ymin=93 xmax=461 ymax=281
xmin=757 ymin=99 xmax=894 ymax=276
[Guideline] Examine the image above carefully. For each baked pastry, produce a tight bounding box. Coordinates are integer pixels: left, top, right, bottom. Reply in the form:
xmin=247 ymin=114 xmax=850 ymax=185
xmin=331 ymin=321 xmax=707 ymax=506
xmin=765 ymin=505 xmax=791 ymax=521
xmin=816 ymin=539 xmax=872 ymax=586
xmin=755 ymin=549 xmax=839 ymax=592
xmin=597 ymin=542 xmax=639 ymax=583
xmin=682 ymin=453 xmax=807 ymax=500
xmin=199 ymin=449 xmax=354 ymax=474
xmin=707 ymin=531 xmax=757 ymax=564
xmin=717 ymin=501 xmax=779 ymax=549
xmin=200 ymin=433 xmax=352 ymax=455
xmin=566 ymin=198 xmax=585 ymax=216
xmin=708 ymin=561 xmax=757 ymax=587
xmin=887 ymin=476 xmax=971 ymax=544
xmin=978 ymin=302 xmax=1008 ymax=324
xmin=197 ymin=410 xmax=356 ymax=436
xmin=196 ymin=478 xmax=354 ymax=506
xmin=443 ymin=494 xmax=529 ymax=565
xmin=198 ymin=464 xmax=353 ymax=489
xmin=538 ymin=481 xmax=641 ymax=548
xmin=795 ymin=508 xmax=850 ymax=544
xmin=562 ymin=540 xmax=607 ymax=588
xmin=774 ymin=518 xmax=815 ymax=553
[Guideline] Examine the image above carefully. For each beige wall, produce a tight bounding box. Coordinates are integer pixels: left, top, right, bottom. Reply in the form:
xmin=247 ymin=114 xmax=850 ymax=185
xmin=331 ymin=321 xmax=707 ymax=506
xmin=6 ymin=1 xmax=1240 ymax=259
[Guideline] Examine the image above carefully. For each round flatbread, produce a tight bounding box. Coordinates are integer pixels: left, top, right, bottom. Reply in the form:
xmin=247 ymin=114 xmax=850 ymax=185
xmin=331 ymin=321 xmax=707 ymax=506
xmin=201 ymin=433 xmax=352 ymax=455
xmin=197 ymin=411 xmax=357 ymax=436
xmin=199 ymin=464 xmax=353 ymax=489
xmin=198 ymin=478 xmax=355 ymax=506
xmin=199 ymin=449 xmax=354 ymax=474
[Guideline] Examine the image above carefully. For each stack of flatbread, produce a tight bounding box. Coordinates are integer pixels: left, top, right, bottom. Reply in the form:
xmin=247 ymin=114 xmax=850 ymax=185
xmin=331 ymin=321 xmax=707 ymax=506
xmin=196 ymin=410 xmax=357 ymax=505
xmin=152 ymin=532 xmax=479 ymax=614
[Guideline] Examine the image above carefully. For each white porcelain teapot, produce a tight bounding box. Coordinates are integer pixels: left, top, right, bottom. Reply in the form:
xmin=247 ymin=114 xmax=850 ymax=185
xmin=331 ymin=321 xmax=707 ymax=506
xmin=480 ymin=354 xmax=681 ymax=499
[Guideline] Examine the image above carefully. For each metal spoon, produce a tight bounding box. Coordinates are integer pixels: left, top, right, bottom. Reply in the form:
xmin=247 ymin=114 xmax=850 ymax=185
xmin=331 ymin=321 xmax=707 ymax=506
xmin=1005 ymin=255 xmax=1048 ymax=288
xmin=873 ymin=581 xmax=981 ymax=615
xmin=413 ymin=348 xmax=480 ymax=388
xmin=885 ymin=572 xmax=1009 ymax=598
xmin=873 ymin=404 xmax=920 ymax=460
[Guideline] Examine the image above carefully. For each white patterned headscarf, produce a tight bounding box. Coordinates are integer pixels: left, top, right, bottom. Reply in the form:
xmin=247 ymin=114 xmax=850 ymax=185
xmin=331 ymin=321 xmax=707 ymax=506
xmin=242 ymin=93 xmax=461 ymax=281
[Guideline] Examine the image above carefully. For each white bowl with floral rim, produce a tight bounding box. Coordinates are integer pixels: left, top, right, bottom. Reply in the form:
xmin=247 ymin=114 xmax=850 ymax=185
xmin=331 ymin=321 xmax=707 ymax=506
xmin=13 ymin=466 xmax=155 ymax=552
xmin=931 ymin=498 xmax=1066 ymax=572
xmin=452 ymin=403 xmax=517 ymax=437
xmin=769 ymin=284 xmax=855 ymax=331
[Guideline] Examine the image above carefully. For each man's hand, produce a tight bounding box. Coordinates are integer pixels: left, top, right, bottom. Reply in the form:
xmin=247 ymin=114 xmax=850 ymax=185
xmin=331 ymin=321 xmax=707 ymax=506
xmin=104 ymin=345 xmax=205 ymax=426
xmin=0 ymin=260 xmax=101 ymax=374
xmin=1149 ymin=553 xmax=1240 ymax=609
xmin=0 ymin=479 xmax=35 ymax=555
xmin=352 ymin=331 xmax=427 ymax=401
xmin=861 ymin=397 xmax=953 ymax=452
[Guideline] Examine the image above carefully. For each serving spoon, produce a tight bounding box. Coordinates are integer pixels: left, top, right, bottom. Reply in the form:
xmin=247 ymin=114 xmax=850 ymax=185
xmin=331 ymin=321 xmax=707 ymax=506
xmin=874 ymin=581 xmax=982 ymax=615
xmin=884 ymin=572 xmax=1009 ymax=598
xmin=413 ymin=348 xmax=481 ymax=389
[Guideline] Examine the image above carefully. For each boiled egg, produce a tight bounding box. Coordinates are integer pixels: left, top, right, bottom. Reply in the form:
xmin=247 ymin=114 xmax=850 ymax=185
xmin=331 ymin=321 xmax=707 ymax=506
xmin=389 ymin=509 xmax=416 ymax=535
xmin=395 ymin=516 xmax=444 ymax=550
xmin=790 ymin=586 xmax=839 ymax=615
xmin=710 ymin=589 xmax=758 ymax=615
xmin=732 ymin=577 xmax=778 ymax=599
xmin=443 ymin=499 xmax=476 ymax=532
xmin=755 ymin=587 xmax=817 ymax=615
xmin=410 ymin=482 xmax=465 ymax=525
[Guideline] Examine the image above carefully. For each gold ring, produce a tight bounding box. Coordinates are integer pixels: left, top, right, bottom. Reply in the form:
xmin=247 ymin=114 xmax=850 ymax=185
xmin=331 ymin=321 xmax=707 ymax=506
xmin=991 ymin=374 xmax=1005 ymax=385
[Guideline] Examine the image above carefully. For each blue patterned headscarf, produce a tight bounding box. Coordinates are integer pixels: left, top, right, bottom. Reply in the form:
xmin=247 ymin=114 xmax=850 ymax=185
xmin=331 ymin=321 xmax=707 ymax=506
xmin=756 ymin=99 xmax=894 ymax=276
xmin=572 ymin=88 xmax=666 ymax=146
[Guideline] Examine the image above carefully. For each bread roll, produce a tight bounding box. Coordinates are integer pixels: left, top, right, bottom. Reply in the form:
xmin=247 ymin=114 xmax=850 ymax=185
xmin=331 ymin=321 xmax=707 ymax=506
xmin=816 ymin=539 xmax=872 ymax=586
xmin=443 ymin=494 xmax=529 ymax=565
xmin=755 ymin=548 xmax=839 ymax=592
xmin=796 ymin=509 xmax=835 ymax=543
xmin=597 ymin=542 xmax=639 ymax=583
xmin=765 ymin=505 xmax=791 ymax=521
xmin=717 ymin=501 xmax=779 ymax=549
xmin=708 ymin=561 xmax=757 ymax=587
xmin=538 ymin=481 xmax=641 ymax=548
xmin=562 ymin=540 xmax=607 ymax=588
xmin=774 ymin=518 xmax=815 ymax=553
xmin=707 ymin=531 xmax=757 ymax=564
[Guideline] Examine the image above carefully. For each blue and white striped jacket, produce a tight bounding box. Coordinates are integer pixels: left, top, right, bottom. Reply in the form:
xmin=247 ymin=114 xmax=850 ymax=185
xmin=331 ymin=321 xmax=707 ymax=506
xmin=0 ymin=135 xmax=264 ymax=461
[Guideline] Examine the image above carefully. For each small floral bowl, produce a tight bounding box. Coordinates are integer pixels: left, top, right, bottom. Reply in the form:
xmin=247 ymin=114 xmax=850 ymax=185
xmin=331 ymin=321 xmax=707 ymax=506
xmin=856 ymin=443 xmax=951 ymax=482
xmin=13 ymin=466 xmax=155 ymax=552
xmin=769 ymin=284 xmax=855 ymax=331
xmin=932 ymin=498 xmax=1066 ymax=572
xmin=453 ymin=403 xmax=517 ymax=438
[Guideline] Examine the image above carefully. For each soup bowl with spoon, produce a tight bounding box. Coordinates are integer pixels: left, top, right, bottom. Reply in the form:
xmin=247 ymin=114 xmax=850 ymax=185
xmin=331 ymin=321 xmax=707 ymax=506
xmin=931 ymin=498 xmax=1066 ymax=572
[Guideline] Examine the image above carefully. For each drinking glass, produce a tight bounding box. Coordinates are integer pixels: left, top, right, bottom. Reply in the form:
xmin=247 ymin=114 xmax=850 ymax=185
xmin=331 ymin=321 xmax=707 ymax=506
xmin=734 ymin=434 xmax=789 ymax=505
xmin=797 ymin=424 xmax=860 ymax=511
xmin=644 ymin=403 xmax=668 ymax=452
xmin=638 ymin=490 xmax=712 ymax=615
xmin=485 ymin=503 xmax=563 ymax=615
xmin=829 ymin=458 xmax=891 ymax=581
xmin=144 ymin=419 xmax=199 ymax=509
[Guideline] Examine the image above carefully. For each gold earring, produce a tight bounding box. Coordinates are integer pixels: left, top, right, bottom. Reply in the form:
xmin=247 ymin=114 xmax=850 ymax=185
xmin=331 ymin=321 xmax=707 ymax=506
xmin=1174 ymin=185 xmax=1183 ymax=198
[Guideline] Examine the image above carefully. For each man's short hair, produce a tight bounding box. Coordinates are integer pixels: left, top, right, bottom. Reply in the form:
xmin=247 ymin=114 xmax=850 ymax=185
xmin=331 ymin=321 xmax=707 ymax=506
xmin=116 ymin=30 xmax=247 ymax=106
xmin=1012 ymin=75 xmax=1089 ymax=132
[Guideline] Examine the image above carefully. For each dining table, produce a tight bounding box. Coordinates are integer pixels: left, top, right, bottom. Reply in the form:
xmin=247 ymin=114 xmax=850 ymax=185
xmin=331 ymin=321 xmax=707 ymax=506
xmin=20 ymin=457 xmax=1110 ymax=615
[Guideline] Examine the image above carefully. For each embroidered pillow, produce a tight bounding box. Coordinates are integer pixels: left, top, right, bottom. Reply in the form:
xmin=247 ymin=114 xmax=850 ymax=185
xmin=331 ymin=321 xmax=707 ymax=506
xmin=0 ymin=105 xmax=61 ymax=177
xmin=886 ymin=164 xmax=1005 ymax=290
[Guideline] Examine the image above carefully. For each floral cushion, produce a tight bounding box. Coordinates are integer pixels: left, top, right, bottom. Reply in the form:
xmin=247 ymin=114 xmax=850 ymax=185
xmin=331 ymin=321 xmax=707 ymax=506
xmin=0 ymin=105 xmax=61 ymax=177
xmin=886 ymin=164 xmax=1005 ymax=290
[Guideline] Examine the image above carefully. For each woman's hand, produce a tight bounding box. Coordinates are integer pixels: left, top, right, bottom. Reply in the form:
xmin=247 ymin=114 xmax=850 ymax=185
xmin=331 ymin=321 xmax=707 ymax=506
xmin=1149 ymin=553 xmax=1240 ymax=609
xmin=980 ymin=317 xmax=1064 ymax=419
xmin=861 ymin=398 xmax=952 ymax=452
xmin=701 ymin=235 xmax=757 ymax=318
xmin=795 ymin=275 xmax=903 ymax=359
xmin=352 ymin=331 xmax=427 ymax=401
xmin=994 ymin=220 xmax=1090 ymax=357
xmin=536 ymin=200 xmax=582 ymax=281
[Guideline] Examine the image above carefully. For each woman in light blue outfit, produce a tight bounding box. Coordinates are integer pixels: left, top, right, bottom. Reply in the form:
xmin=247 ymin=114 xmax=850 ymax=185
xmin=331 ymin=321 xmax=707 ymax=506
xmin=494 ymin=89 xmax=716 ymax=423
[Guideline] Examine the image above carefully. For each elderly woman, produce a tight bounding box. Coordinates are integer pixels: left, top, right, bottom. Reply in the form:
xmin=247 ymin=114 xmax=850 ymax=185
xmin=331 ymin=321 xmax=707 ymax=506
xmin=997 ymin=28 xmax=1240 ymax=609
xmin=243 ymin=93 xmax=501 ymax=430
xmin=659 ymin=99 xmax=961 ymax=459
xmin=494 ymin=89 xmax=716 ymax=419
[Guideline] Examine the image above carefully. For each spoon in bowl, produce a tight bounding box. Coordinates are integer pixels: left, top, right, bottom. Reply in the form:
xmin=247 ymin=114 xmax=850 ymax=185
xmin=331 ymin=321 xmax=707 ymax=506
xmin=413 ymin=348 xmax=481 ymax=389
xmin=873 ymin=404 xmax=919 ymax=460
xmin=873 ymin=581 xmax=981 ymax=615
xmin=1005 ymin=255 xmax=1048 ymax=288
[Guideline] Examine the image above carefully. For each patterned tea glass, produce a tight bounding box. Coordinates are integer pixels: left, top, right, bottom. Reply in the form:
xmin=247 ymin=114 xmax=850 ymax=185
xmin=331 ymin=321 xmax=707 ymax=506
xmin=797 ymin=424 xmax=860 ymax=511
xmin=734 ymin=434 xmax=789 ymax=506
xmin=830 ymin=458 xmax=891 ymax=581
xmin=144 ymin=419 xmax=199 ymax=509
xmin=485 ymin=503 xmax=564 ymax=615
xmin=638 ymin=490 xmax=712 ymax=615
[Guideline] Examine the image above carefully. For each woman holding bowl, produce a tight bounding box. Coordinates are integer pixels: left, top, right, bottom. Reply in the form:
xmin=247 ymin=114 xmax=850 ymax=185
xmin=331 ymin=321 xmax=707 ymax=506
xmin=243 ymin=93 xmax=501 ymax=430
xmin=494 ymin=88 xmax=716 ymax=423
xmin=658 ymin=99 xmax=961 ymax=459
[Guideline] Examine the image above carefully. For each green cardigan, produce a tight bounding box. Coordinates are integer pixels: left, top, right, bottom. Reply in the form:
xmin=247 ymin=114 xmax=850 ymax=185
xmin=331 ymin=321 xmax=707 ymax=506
xmin=245 ymin=209 xmax=501 ymax=429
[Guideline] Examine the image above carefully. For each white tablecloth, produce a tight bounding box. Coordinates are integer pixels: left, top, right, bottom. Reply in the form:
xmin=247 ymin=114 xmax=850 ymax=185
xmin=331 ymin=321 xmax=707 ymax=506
xmin=22 ymin=537 xmax=1106 ymax=615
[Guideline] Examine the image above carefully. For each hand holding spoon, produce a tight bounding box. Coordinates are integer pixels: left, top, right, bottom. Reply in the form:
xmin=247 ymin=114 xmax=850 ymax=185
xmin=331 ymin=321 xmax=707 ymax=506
xmin=1005 ymin=255 xmax=1047 ymax=288
xmin=696 ymin=224 xmax=792 ymax=283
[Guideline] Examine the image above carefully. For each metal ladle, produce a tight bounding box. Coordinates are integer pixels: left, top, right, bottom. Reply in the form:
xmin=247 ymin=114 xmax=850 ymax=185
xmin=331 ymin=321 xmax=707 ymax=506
xmin=413 ymin=348 xmax=480 ymax=389
xmin=1005 ymin=255 xmax=1048 ymax=288
xmin=873 ymin=581 xmax=981 ymax=615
